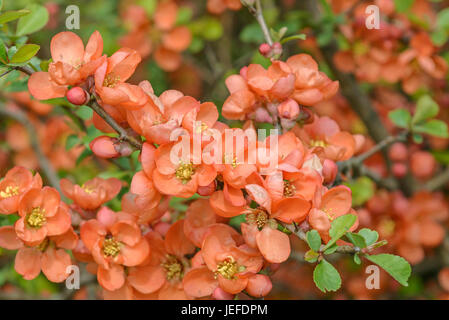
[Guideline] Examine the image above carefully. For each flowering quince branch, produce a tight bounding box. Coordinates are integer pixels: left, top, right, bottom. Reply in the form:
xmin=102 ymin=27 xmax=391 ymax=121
xmin=242 ymin=0 xmax=274 ymax=46
xmin=424 ymin=167 xmax=449 ymax=192
xmin=87 ymin=98 xmax=143 ymax=150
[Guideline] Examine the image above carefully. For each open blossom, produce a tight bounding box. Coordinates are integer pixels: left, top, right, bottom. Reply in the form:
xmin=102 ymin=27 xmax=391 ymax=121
xmin=0 ymin=226 xmax=78 ymax=282
xmin=15 ymin=187 xmax=71 ymax=245
xmin=183 ymin=224 xmax=265 ymax=298
xmin=60 ymin=177 xmax=122 ymax=211
xmin=222 ymin=54 xmax=338 ymax=121
xmin=94 ymin=48 xmax=148 ymax=110
xmin=28 ymin=31 xmax=105 ymax=100
xmin=81 ymin=207 xmax=150 ymax=291
xmin=0 ymin=166 xmax=42 ymax=214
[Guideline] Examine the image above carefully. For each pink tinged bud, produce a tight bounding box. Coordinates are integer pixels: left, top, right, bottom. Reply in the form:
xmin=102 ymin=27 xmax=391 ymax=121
xmin=197 ymin=181 xmax=217 ymax=196
xmin=392 ymin=162 xmax=407 ymax=178
xmin=322 ymin=159 xmax=338 ymax=184
xmin=66 ymin=87 xmax=88 ymax=105
xmin=277 ymin=98 xmax=300 ymax=120
xmin=114 ymin=140 xmax=133 ymax=157
xmin=271 ymin=42 xmax=283 ymax=57
xmin=97 ymin=207 xmax=116 ymax=228
xmin=212 ymin=287 xmax=234 ymax=300
xmin=254 ymin=107 xmax=273 ymax=123
xmin=259 ymin=43 xmax=271 ymax=58
xmin=388 ymin=142 xmax=408 ymax=162
xmin=410 ymin=151 xmax=436 ymax=179
xmin=246 ymin=274 xmax=273 ymax=298
xmin=280 ymin=118 xmax=296 ymax=131
xmin=298 ymin=106 xmax=313 ymax=124
xmin=89 ymin=136 xmax=120 ymax=159
xmin=153 ymin=222 xmax=171 ymax=237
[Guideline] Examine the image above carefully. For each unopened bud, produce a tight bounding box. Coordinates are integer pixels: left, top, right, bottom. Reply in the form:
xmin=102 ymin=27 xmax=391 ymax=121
xmin=89 ymin=136 xmax=120 ymax=158
xmin=259 ymin=43 xmax=271 ymax=57
xmin=278 ymin=98 xmax=300 ymax=120
xmin=66 ymin=87 xmax=89 ymax=105
xmin=246 ymin=274 xmax=272 ymax=298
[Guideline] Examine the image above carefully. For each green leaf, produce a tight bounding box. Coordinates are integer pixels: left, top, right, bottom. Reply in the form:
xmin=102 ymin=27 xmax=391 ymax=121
xmin=176 ymin=6 xmax=192 ymax=25
xmin=9 ymin=44 xmax=40 ymax=64
xmin=365 ymin=253 xmax=411 ymax=286
xmin=313 ymin=259 xmax=342 ymax=293
xmin=239 ymin=23 xmax=265 ymax=44
xmin=305 ymin=250 xmax=319 ymax=263
xmin=394 ymin=0 xmax=415 ymax=12
xmin=358 ymin=228 xmax=379 ymax=246
xmin=354 ymin=253 xmax=361 ymax=265
xmin=412 ymin=133 xmax=423 ymax=144
xmin=388 ymin=109 xmax=411 ymax=129
xmin=436 ymin=7 xmax=449 ymax=31
xmin=343 ymin=176 xmax=375 ymax=207
xmin=323 ymin=244 xmax=338 ymax=255
xmin=324 ymin=214 xmax=357 ymax=250
xmin=412 ymin=95 xmax=439 ymax=124
xmin=306 ymin=230 xmax=321 ymax=252
xmin=0 ymin=39 xmax=7 ymax=64
xmin=16 ymin=4 xmax=49 ymax=36
xmin=345 ymin=232 xmax=367 ymax=249
xmin=66 ymin=134 xmax=80 ymax=151
xmin=0 ymin=9 xmax=30 ymax=24
xmin=413 ymin=119 xmax=449 ymax=138
xmin=75 ymin=105 xmax=93 ymax=120
xmin=280 ymin=33 xmax=307 ymax=44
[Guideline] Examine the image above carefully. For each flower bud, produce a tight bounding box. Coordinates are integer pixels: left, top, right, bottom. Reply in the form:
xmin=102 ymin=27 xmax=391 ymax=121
xmin=410 ymin=151 xmax=436 ymax=179
xmin=66 ymin=87 xmax=88 ymax=105
xmin=277 ymin=98 xmax=300 ymax=120
xmin=271 ymin=42 xmax=283 ymax=57
xmin=97 ymin=207 xmax=116 ymax=228
xmin=246 ymin=274 xmax=272 ymax=298
xmin=322 ymin=159 xmax=338 ymax=184
xmin=388 ymin=142 xmax=408 ymax=162
xmin=392 ymin=162 xmax=407 ymax=178
xmin=114 ymin=140 xmax=134 ymax=157
xmin=259 ymin=43 xmax=271 ymax=57
xmin=89 ymin=136 xmax=120 ymax=158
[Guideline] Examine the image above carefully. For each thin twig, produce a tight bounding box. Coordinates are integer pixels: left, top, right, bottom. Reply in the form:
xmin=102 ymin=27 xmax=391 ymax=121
xmin=242 ymin=0 xmax=274 ymax=45
xmin=87 ymin=100 xmax=142 ymax=149
xmin=424 ymin=167 xmax=449 ymax=191
xmin=0 ymin=106 xmax=61 ymax=192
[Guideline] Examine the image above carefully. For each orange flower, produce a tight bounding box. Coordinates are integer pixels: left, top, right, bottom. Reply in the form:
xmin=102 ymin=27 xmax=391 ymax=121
xmin=15 ymin=187 xmax=71 ymax=245
xmin=80 ymin=207 xmax=150 ymax=291
xmin=183 ymin=224 xmax=264 ymax=298
xmin=0 ymin=226 xmax=78 ymax=282
xmin=0 ymin=166 xmax=42 ymax=214
xmin=104 ymin=220 xmax=196 ymax=300
xmin=152 ymin=140 xmax=217 ymax=198
xmin=60 ymin=177 xmax=122 ymax=211
xmin=94 ymin=48 xmax=148 ymax=110
xmin=207 ymin=0 xmax=242 ymax=15
xmin=28 ymin=31 xmax=105 ymax=100
xmin=308 ymin=185 xmax=358 ymax=242
xmin=293 ymin=115 xmax=356 ymax=161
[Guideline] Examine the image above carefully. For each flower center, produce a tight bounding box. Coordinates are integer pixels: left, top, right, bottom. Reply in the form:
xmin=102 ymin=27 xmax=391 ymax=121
xmin=283 ymin=180 xmax=296 ymax=197
xmin=322 ymin=207 xmax=336 ymax=221
xmin=215 ymin=256 xmax=245 ymax=280
xmin=310 ymin=139 xmax=327 ymax=148
xmin=0 ymin=185 xmax=19 ymax=199
xmin=103 ymin=73 xmax=121 ymax=88
xmin=81 ymin=184 xmax=95 ymax=194
xmin=26 ymin=207 xmax=46 ymax=229
xmin=175 ymin=163 xmax=195 ymax=184
xmin=223 ymin=154 xmax=238 ymax=168
xmin=103 ymin=237 xmax=121 ymax=257
xmin=195 ymin=122 xmax=209 ymax=133
xmin=161 ymin=255 xmax=184 ymax=281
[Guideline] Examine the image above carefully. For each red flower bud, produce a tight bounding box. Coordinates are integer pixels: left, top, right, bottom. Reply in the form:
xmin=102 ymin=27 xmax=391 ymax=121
xmin=410 ymin=151 xmax=436 ymax=179
xmin=259 ymin=43 xmax=271 ymax=57
xmin=246 ymin=274 xmax=272 ymax=298
xmin=66 ymin=87 xmax=88 ymax=105
xmin=322 ymin=159 xmax=338 ymax=184
xmin=392 ymin=162 xmax=407 ymax=178
xmin=388 ymin=142 xmax=408 ymax=162
xmin=89 ymin=136 xmax=120 ymax=159
xmin=277 ymin=98 xmax=300 ymax=120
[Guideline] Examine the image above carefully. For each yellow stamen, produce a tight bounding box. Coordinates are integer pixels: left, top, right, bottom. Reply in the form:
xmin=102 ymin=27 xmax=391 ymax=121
xmin=223 ymin=154 xmax=238 ymax=168
xmin=175 ymin=162 xmax=195 ymax=184
xmin=103 ymin=237 xmax=121 ymax=257
xmin=161 ymin=255 xmax=184 ymax=281
xmin=310 ymin=139 xmax=328 ymax=148
xmin=26 ymin=207 xmax=46 ymax=229
xmin=215 ymin=256 xmax=245 ymax=280
xmin=0 ymin=185 xmax=19 ymax=199
xmin=81 ymin=184 xmax=95 ymax=194
xmin=283 ymin=180 xmax=296 ymax=197
xmin=246 ymin=208 xmax=274 ymax=230
xmin=103 ymin=73 xmax=121 ymax=88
